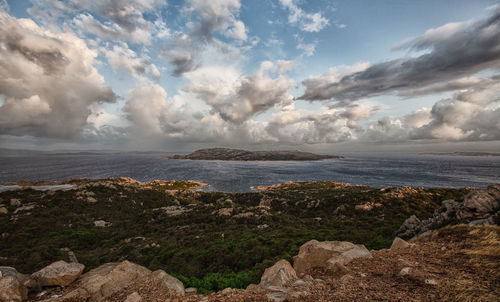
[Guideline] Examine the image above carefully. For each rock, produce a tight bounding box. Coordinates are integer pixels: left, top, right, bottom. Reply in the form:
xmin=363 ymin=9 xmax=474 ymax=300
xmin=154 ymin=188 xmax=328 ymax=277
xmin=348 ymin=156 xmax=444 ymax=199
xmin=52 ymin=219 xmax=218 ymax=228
xmin=0 ymin=275 xmax=28 ymax=302
xmin=246 ymin=284 xmax=260 ymax=291
xmin=68 ymin=251 xmax=79 ymax=263
xmin=486 ymin=184 xmax=500 ymax=200
xmin=399 ymin=267 xmax=411 ymax=277
xmin=87 ymin=197 xmax=97 ymax=203
xmin=293 ymin=240 xmax=372 ymax=275
xmin=333 ymin=204 xmax=347 ymax=215
xmin=124 ymin=292 xmax=141 ymax=302
xmin=31 ymin=260 xmax=85 ymax=287
xmin=10 ymin=199 xmax=21 ymax=206
xmin=390 ymin=237 xmax=410 ymax=250
xmin=221 ymin=288 xmax=233 ymax=295
xmin=1 ymin=266 xmax=33 ymax=291
xmin=326 ymin=261 xmax=350 ymax=277
xmin=264 ymin=286 xmax=289 ymax=302
xmin=395 ymin=215 xmax=422 ymax=238
xmin=151 ymin=270 xmax=184 ymax=296
xmin=40 ymin=288 xmax=90 ymax=302
xmin=257 ymin=224 xmax=269 ymax=230
xmin=76 ymin=261 xmax=151 ymax=301
xmin=292 ymin=279 xmax=308 ymax=287
xmin=13 ymin=203 xmax=36 ymax=214
xmin=185 ymin=287 xmax=197 ymax=294
xmin=93 ymin=220 xmax=110 ymax=227
xmin=0 ymin=207 xmax=7 ymax=214
xmin=425 ymin=279 xmax=438 ymax=286
xmin=460 ymin=189 xmax=499 ymax=219
xmin=259 ymin=260 xmax=297 ymax=289
xmin=216 ymin=207 xmax=233 ymax=216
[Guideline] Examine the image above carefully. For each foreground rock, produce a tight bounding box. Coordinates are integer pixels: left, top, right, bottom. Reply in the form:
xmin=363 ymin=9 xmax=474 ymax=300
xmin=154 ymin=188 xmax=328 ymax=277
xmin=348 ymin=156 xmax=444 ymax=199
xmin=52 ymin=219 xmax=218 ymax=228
xmin=259 ymin=260 xmax=297 ymax=289
xmin=74 ymin=261 xmax=152 ymax=301
xmin=293 ymin=240 xmax=372 ymax=275
xmin=151 ymin=270 xmax=185 ymax=296
xmin=31 ymin=261 xmax=84 ymax=287
xmin=41 ymin=261 xmax=187 ymax=302
xmin=0 ymin=267 xmax=29 ymax=302
xmin=396 ymin=184 xmax=500 ymax=238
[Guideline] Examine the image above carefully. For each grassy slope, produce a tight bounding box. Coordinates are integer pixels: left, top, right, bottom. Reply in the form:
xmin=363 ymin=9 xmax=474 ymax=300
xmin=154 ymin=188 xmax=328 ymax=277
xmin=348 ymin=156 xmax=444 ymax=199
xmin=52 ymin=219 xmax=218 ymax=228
xmin=0 ymin=179 xmax=469 ymax=293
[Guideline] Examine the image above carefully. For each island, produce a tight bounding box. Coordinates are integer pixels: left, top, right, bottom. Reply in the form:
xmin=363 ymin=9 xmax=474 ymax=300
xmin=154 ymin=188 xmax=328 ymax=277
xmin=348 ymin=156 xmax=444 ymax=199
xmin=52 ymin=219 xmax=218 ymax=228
xmin=420 ymin=151 xmax=500 ymax=157
xmin=165 ymin=148 xmax=343 ymax=161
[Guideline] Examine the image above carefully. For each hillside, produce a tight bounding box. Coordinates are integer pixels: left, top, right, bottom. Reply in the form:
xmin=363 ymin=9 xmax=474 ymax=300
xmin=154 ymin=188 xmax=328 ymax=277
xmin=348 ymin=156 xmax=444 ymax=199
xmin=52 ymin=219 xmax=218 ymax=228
xmin=0 ymin=178 xmax=477 ymax=292
xmin=166 ymin=148 xmax=343 ymax=161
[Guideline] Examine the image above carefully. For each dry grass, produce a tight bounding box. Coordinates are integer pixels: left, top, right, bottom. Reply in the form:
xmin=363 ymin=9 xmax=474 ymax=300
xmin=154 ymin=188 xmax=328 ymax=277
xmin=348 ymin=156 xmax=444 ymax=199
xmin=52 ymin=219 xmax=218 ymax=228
xmin=433 ymin=225 xmax=500 ymax=302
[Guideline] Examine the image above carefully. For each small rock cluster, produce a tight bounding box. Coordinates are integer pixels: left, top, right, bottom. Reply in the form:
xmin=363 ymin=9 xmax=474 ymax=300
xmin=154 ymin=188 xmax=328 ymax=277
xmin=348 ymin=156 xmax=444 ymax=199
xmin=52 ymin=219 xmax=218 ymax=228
xmin=396 ymin=184 xmax=500 ymax=238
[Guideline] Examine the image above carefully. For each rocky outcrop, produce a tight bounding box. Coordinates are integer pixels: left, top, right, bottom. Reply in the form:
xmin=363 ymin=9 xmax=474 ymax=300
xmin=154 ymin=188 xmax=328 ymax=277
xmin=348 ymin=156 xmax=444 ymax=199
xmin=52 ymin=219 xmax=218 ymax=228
xmin=459 ymin=185 xmax=500 ymax=219
xmin=73 ymin=261 xmax=152 ymax=301
xmin=293 ymin=240 xmax=372 ymax=275
xmin=151 ymin=270 xmax=185 ymax=296
xmin=0 ymin=267 xmax=29 ymax=302
xmin=259 ymin=260 xmax=297 ymax=289
xmin=31 ymin=261 xmax=84 ymax=287
xmin=396 ymin=184 xmax=500 ymax=238
xmin=0 ymin=276 xmax=27 ymax=302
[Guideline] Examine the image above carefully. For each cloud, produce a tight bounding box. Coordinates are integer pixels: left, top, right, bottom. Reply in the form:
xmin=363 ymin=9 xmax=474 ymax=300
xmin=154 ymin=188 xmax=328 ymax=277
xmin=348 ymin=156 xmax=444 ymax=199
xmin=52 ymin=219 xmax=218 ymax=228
xmin=185 ymin=0 xmax=247 ymax=42
xmin=0 ymin=0 xmax=8 ymax=12
xmin=183 ymin=61 xmax=294 ymax=124
xmin=279 ymin=0 xmax=329 ymax=32
xmin=72 ymin=13 xmax=152 ymax=45
xmin=123 ymin=81 xmax=274 ymax=145
xmin=300 ymin=8 xmax=500 ymax=101
xmin=159 ymin=0 xmax=248 ymax=76
xmin=28 ymin=0 xmax=167 ymax=44
xmin=265 ymin=103 xmax=379 ymax=144
xmin=363 ymin=81 xmax=500 ymax=142
xmin=160 ymin=33 xmax=200 ymax=76
xmin=0 ymin=12 xmax=116 ymax=137
xmin=297 ymin=41 xmax=316 ymax=57
xmin=102 ymin=43 xmax=161 ymax=79
xmin=124 ymin=82 xmax=170 ymax=135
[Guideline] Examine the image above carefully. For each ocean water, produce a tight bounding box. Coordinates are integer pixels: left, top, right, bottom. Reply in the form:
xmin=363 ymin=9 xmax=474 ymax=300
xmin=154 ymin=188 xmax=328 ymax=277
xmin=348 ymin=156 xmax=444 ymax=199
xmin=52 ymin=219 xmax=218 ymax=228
xmin=0 ymin=153 xmax=498 ymax=192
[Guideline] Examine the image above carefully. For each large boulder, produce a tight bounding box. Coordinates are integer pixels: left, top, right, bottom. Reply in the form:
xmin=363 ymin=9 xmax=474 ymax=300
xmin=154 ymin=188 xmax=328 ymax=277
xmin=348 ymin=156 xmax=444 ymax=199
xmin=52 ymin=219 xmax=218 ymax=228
xmin=31 ymin=261 xmax=84 ymax=287
xmin=293 ymin=240 xmax=371 ymax=275
xmin=259 ymin=260 xmax=297 ymax=289
xmin=73 ymin=261 xmax=151 ymax=301
xmin=0 ymin=267 xmax=29 ymax=302
xmin=486 ymin=184 xmax=500 ymax=200
xmin=396 ymin=215 xmax=422 ymax=238
xmin=459 ymin=189 xmax=499 ymax=219
xmin=151 ymin=270 xmax=185 ymax=296
xmin=0 ymin=276 xmax=27 ymax=302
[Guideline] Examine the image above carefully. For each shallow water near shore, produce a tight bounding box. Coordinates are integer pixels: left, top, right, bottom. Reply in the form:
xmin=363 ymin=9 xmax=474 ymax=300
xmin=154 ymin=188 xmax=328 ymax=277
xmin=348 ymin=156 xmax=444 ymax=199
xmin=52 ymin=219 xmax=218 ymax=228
xmin=0 ymin=152 xmax=498 ymax=192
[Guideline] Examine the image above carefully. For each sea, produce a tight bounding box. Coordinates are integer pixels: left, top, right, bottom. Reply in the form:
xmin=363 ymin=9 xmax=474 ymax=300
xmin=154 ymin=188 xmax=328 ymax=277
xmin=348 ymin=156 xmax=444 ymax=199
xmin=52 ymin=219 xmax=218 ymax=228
xmin=0 ymin=152 xmax=498 ymax=192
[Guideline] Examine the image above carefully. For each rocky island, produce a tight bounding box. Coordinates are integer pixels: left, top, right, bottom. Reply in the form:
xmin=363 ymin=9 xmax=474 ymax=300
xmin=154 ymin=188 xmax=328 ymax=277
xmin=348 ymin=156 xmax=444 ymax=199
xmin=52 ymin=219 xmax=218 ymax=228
xmin=166 ymin=148 xmax=343 ymax=161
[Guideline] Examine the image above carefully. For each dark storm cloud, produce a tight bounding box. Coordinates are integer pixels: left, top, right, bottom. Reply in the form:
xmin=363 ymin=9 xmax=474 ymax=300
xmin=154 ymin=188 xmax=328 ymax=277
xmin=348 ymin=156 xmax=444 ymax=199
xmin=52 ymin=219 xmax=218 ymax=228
xmin=300 ymin=8 xmax=500 ymax=101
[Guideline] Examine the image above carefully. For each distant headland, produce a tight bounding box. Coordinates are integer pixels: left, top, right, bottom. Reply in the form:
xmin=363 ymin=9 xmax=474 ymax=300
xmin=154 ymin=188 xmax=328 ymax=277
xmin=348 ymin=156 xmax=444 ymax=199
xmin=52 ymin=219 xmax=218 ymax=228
xmin=420 ymin=152 xmax=500 ymax=157
xmin=166 ymin=148 xmax=343 ymax=161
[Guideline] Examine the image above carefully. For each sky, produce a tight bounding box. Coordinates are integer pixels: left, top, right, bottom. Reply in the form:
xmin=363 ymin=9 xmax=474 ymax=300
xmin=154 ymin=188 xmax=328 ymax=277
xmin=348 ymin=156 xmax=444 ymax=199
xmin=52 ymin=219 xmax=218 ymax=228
xmin=0 ymin=0 xmax=499 ymax=152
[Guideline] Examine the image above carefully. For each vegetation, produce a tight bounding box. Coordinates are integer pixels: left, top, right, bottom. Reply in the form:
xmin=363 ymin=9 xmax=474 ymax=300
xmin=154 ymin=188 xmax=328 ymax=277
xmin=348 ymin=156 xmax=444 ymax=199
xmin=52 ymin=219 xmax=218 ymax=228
xmin=166 ymin=148 xmax=342 ymax=161
xmin=0 ymin=178 xmax=469 ymax=292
